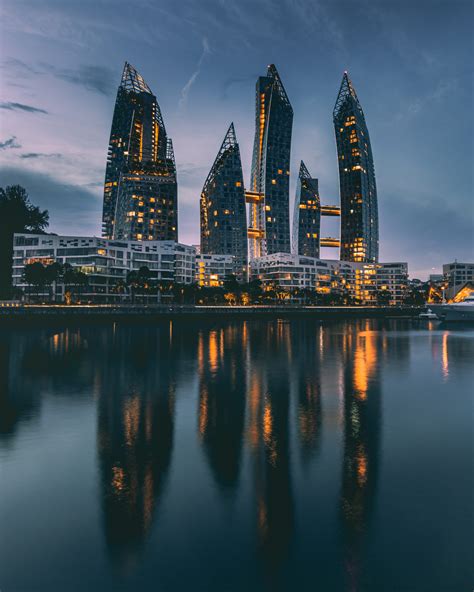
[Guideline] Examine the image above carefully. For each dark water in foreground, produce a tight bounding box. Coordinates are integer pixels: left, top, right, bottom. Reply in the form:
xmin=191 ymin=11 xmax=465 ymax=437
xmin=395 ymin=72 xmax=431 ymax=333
xmin=0 ymin=319 xmax=472 ymax=591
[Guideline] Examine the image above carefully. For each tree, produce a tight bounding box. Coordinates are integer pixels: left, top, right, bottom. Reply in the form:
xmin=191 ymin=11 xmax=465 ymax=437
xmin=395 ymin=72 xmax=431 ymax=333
xmin=126 ymin=270 xmax=140 ymax=304
xmin=24 ymin=262 xmax=48 ymax=301
xmin=44 ymin=262 xmax=64 ymax=302
xmin=376 ymin=288 xmax=392 ymax=306
xmin=0 ymin=185 xmax=49 ymax=298
xmin=62 ymin=263 xmax=88 ymax=303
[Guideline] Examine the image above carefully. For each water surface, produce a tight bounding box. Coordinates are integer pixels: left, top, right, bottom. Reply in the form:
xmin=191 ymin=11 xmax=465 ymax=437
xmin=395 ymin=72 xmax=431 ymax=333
xmin=0 ymin=319 xmax=472 ymax=591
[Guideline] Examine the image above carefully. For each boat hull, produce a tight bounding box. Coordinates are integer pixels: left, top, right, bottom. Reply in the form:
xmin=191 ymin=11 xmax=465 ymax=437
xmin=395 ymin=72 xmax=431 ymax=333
xmin=430 ymin=304 xmax=474 ymax=322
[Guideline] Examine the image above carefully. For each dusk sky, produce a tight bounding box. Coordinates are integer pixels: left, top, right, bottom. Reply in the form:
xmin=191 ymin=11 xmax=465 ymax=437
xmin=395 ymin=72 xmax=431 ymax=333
xmin=0 ymin=0 xmax=472 ymax=279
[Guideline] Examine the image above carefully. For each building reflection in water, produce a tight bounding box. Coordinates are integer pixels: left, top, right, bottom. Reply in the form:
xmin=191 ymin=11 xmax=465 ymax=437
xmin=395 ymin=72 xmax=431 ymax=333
xmin=339 ymin=321 xmax=382 ymax=589
xmin=0 ymin=328 xmax=90 ymax=440
xmin=293 ymin=323 xmax=323 ymax=463
xmin=96 ymin=324 xmax=189 ymax=566
xmin=197 ymin=325 xmax=246 ymax=490
xmin=7 ymin=318 xmax=471 ymax=583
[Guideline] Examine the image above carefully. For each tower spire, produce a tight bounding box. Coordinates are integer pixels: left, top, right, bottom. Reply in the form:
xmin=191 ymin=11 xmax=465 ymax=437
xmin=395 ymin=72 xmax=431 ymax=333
xmin=120 ymin=62 xmax=152 ymax=94
xmin=333 ymin=71 xmax=362 ymax=119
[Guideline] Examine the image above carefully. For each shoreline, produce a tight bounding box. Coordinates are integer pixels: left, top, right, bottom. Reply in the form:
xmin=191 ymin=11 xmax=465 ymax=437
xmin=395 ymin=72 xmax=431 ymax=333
xmin=0 ymin=304 xmax=422 ymax=324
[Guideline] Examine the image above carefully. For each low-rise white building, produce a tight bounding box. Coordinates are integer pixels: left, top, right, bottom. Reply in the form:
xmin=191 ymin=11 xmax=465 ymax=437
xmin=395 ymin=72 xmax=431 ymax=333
xmin=251 ymin=253 xmax=408 ymax=305
xmin=195 ymin=254 xmax=236 ymax=287
xmin=12 ymin=233 xmax=196 ymax=301
xmin=338 ymin=261 xmax=408 ymax=304
xmin=250 ymin=253 xmax=337 ymax=294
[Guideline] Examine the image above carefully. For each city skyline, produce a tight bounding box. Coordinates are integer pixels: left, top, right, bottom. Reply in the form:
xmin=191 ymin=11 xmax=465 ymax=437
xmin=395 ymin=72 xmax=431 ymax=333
xmin=0 ymin=0 xmax=472 ymax=279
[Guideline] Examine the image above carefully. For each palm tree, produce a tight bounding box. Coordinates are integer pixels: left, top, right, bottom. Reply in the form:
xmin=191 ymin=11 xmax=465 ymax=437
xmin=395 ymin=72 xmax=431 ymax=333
xmin=110 ymin=279 xmax=127 ymax=303
xmin=45 ymin=262 xmax=64 ymax=302
xmin=62 ymin=263 xmax=88 ymax=303
xmin=0 ymin=185 xmax=49 ymax=298
xmin=126 ymin=270 xmax=140 ymax=304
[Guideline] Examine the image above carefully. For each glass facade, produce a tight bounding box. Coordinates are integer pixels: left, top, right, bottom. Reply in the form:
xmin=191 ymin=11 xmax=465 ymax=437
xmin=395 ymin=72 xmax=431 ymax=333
xmin=249 ymin=64 xmax=293 ymax=258
xmin=102 ymin=62 xmax=177 ymax=242
xmin=333 ymin=72 xmax=378 ymax=263
xmin=292 ymin=161 xmax=321 ymax=258
xmin=200 ymin=123 xmax=247 ymax=281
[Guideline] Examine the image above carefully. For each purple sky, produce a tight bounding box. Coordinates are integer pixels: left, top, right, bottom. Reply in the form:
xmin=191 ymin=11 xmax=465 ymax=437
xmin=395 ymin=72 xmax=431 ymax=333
xmin=0 ymin=0 xmax=473 ymax=279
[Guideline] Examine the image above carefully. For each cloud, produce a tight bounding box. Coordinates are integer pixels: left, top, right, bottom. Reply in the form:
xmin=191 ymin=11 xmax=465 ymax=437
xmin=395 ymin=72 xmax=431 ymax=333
xmin=2 ymin=58 xmax=116 ymax=97
xmin=221 ymin=74 xmax=258 ymax=100
xmin=178 ymin=37 xmax=211 ymax=109
xmin=403 ymin=79 xmax=458 ymax=118
xmin=0 ymin=102 xmax=48 ymax=114
xmin=44 ymin=64 xmax=116 ymax=96
xmin=177 ymin=163 xmax=209 ymax=188
xmin=1 ymin=57 xmax=40 ymax=76
xmin=0 ymin=136 xmax=21 ymax=150
xmin=20 ymin=152 xmax=62 ymax=159
xmin=0 ymin=166 xmax=102 ymax=236
xmin=380 ymin=189 xmax=474 ymax=276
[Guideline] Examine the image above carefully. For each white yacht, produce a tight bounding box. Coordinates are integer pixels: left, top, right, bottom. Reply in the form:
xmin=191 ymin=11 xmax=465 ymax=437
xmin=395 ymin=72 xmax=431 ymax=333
xmin=430 ymin=292 xmax=474 ymax=322
xmin=418 ymin=308 xmax=438 ymax=320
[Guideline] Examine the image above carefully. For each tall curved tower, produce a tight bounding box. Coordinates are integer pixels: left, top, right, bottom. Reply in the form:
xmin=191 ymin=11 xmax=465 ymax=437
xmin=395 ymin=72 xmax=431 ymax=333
xmin=249 ymin=64 xmax=293 ymax=258
xmin=102 ymin=62 xmax=177 ymax=241
xmin=292 ymin=161 xmax=321 ymax=258
xmin=333 ymin=72 xmax=378 ymax=263
xmin=200 ymin=123 xmax=248 ymax=280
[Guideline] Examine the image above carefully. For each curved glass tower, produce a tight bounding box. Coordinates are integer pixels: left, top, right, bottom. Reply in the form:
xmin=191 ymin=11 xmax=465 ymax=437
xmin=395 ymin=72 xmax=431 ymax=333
xmin=292 ymin=161 xmax=321 ymax=258
xmin=249 ymin=64 xmax=293 ymax=258
xmin=200 ymin=123 xmax=247 ymax=280
xmin=333 ymin=72 xmax=378 ymax=263
xmin=102 ymin=62 xmax=177 ymax=241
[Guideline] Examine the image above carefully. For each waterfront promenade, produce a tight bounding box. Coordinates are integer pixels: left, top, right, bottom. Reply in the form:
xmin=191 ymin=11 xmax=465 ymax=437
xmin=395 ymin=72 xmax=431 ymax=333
xmin=0 ymin=304 xmax=421 ymax=323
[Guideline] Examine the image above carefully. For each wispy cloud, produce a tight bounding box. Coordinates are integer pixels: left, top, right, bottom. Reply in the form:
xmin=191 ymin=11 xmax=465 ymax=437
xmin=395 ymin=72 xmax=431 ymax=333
xmin=20 ymin=152 xmax=61 ymax=159
xmin=0 ymin=136 xmax=21 ymax=150
xmin=178 ymin=37 xmax=211 ymax=109
xmin=2 ymin=58 xmax=116 ymax=97
xmin=0 ymin=101 xmax=48 ymax=114
xmin=221 ymin=74 xmax=258 ymax=100
xmin=43 ymin=64 xmax=116 ymax=96
xmin=400 ymin=78 xmax=458 ymax=119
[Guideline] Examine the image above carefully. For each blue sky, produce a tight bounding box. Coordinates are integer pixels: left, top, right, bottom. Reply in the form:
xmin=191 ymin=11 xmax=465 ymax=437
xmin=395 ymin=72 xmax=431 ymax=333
xmin=0 ymin=0 xmax=472 ymax=279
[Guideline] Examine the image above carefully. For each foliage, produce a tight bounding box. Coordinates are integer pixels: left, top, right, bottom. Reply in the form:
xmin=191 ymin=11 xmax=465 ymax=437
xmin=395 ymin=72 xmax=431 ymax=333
xmin=0 ymin=185 xmax=49 ymax=298
xmin=23 ymin=261 xmax=88 ymax=303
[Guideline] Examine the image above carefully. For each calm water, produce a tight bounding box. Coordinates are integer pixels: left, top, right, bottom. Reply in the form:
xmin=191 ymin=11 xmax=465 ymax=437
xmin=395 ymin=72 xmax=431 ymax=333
xmin=0 ymin=319 xmax=472 ymax=591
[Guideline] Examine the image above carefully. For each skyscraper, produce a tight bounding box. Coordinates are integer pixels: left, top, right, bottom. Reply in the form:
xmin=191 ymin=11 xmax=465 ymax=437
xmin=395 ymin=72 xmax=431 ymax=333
xmin=333 ymin=72 xmax=378 ymax=263
xmin=249 ymin=64 xmax=293 ymax=259
xmin=200 ymin=123 xmax=247 ymax=280
xmin=292 ymin=161 xmax=321 ymax=258
xmin=102 ymin=62 xmax=177 ymax=242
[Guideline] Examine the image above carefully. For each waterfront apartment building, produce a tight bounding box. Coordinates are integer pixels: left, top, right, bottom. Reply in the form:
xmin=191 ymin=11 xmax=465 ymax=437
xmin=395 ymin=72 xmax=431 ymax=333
xmin=250 ymin=253 xmax=335 ymax=294
xmin=338 ymin=261 xmax=408 ymax=305
xmin=12 ymin=234 xmax=195 ymax=302
xmin=292 ymin=161 xmax=321 ymax=258
xmin=443 ymin=262 xmax=474 ymax=299
xmin=251 ymin=254 xmax=407 ymax=305
xmin=102 ymin=62 xmax=178 ymax=242
xmin=200 ymin=124 xmax=247 ymax=281
xmin=195 ymin=254 xmax=236 ymax=287
xmin=334 ymin=72 xmax=379 ymax=263
xmin=249 ymin=64 xmax=293 ymax=258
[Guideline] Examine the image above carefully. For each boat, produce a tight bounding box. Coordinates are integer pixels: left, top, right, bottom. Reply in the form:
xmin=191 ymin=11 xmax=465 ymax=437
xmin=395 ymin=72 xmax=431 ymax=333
xmin=418 ymin=308 xmax=438 ymax=320
xmin=430 ymin=292 xmax=474 ymax=322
